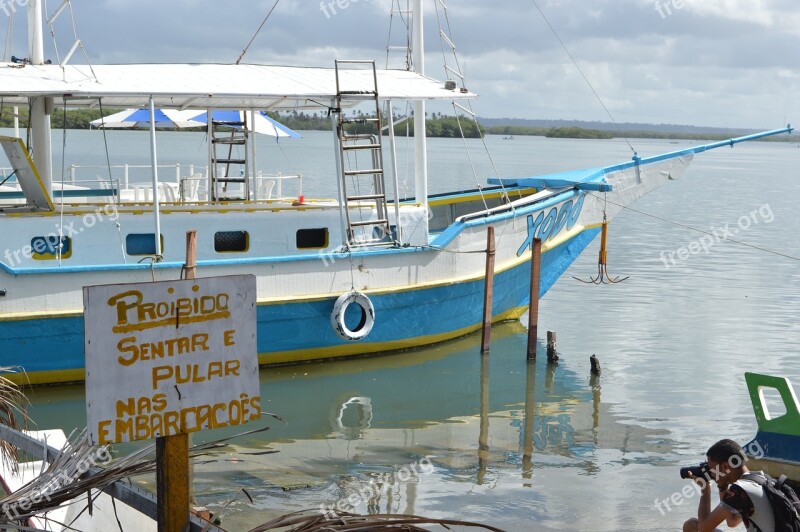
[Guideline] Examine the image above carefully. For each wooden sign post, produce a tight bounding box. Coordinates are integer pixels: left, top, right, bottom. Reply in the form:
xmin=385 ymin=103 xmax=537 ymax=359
xmin=84 ymin=231 xmax=259 ymax=532
xmin=156 ymin=231 xmax=196 ymax=531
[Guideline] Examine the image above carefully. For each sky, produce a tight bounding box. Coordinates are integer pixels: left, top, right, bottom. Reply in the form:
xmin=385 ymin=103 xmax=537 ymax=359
xmin=4 ymin=0 xmax=799 ymax=129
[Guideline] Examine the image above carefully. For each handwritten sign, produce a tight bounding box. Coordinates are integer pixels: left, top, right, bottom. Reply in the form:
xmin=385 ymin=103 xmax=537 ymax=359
xmin=84 ymin=275 xmax=259 ymax=445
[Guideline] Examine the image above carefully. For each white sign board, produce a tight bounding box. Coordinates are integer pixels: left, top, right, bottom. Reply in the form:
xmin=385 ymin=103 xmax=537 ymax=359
xmin=84 ymin=275 xmax=260 ymax=445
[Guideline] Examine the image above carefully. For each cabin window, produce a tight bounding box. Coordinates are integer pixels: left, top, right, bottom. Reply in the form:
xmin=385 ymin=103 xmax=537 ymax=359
xmin=215 ymin=231 xmax=249 ymax=253
xmin=296 ymin=228 xmax=328 ymax=249
xmin=31 ymin=236 xmax=72 ymax=260
xmin=126 ymin=233 xmax=164 ymax=256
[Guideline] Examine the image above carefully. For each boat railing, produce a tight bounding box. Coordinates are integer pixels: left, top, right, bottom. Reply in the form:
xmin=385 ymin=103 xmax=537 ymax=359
xmin=65 ymin=163 xmax=206 ymax=189
xmin=63 ymin=165 xmax=301 ymax=202
xmin=253 ymin=173 xmax=303 ymax=200
xmin=0 ymin=175 xmax=122 ymax=202
xmin=0 ymin=165 xmax=302 ymax=204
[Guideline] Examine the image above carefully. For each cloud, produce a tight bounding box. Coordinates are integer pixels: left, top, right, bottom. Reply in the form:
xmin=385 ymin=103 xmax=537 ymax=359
xmin=7 ymin=0 xmax=798 ymax=128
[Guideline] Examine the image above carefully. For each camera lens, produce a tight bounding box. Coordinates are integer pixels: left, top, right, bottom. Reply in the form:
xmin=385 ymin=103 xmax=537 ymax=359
xmin=679 ymin=462 xmax=709 ymax=479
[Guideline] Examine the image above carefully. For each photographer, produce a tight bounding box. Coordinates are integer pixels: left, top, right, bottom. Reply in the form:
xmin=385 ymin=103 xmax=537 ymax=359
xmin=682 ymin=439 xmax=775 ymax=532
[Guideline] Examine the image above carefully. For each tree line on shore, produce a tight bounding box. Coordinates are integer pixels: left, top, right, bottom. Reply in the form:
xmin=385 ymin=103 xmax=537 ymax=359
xmin=0 ymin=107 xmax=795 ymax=142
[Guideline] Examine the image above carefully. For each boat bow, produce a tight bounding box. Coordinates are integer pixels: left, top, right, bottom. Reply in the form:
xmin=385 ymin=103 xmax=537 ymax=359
xmin=489 ymin=126 xmax=793 ymax=221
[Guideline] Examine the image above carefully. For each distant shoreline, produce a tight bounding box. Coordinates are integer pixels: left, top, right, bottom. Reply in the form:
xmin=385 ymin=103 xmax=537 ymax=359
xmin=487 ymin=126 xmax=799 ymax=142
xmin=1 ymin=108 xmax=796 ymax=142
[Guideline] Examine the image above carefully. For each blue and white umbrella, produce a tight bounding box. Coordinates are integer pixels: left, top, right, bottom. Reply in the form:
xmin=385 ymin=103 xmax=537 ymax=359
xmin=187 ymin=110 xmax=301 ymax=138
xmin=90 ymin=108 xmax=204 ymax=129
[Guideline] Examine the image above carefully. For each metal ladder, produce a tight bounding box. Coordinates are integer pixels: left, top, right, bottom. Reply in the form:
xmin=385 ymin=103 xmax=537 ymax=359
xmin=209 ymin=117 xmax=250 ymax=201
xmin=334 ymin=60 xmax=393 ymax=247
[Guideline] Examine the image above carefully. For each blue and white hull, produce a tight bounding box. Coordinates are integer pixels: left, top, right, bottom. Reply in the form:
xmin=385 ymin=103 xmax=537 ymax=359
xmin=0 ymin=138 xmax=766 ymax=385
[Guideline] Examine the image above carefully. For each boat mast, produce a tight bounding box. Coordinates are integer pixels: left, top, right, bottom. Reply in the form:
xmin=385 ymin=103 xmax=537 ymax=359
xmin=28 ymin=0 xmax=52 ymax=195
xmin=412 ymin=0 xmax=428 ymax=215
xmin=148 ymin=97 xmax=163 ymax=258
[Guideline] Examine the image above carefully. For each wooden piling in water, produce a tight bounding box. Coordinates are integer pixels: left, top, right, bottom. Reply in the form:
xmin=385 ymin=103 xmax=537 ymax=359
xmin=477 ymin=352 xmax=490 ymax=485
xmin=526 ymin=238 xmax=542 ymax=360
xmin=547 ymin=331 xmax=558 ymax=363
xmin=590 ymin=354 xmax=601 ymax=376
xmin=522 ymin=360 xmax=536 ymax=484
xmin=481 ymin=226 xmax=495 ymax=354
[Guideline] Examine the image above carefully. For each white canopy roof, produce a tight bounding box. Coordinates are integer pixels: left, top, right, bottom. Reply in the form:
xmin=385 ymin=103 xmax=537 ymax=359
xmin=0 ymin=63 xmax=476 ymax=110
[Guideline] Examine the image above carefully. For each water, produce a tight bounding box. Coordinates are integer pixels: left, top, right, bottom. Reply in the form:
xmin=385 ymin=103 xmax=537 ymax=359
xmin=17 ymin=132 xmax=800 ymax=531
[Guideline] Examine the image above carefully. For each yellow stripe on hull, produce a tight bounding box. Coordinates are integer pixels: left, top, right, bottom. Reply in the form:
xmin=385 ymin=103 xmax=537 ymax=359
xmin=258 ymin=305 xmax=528 ymax=365
xmin=6 ymin=368 xmax=86 ymax=386
xmin=9 ymin=306 xmax=529 ymax=386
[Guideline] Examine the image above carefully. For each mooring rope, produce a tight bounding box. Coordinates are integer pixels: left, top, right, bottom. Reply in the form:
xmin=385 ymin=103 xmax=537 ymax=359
xmin=591 ymin=194 xmax=800 ymax=263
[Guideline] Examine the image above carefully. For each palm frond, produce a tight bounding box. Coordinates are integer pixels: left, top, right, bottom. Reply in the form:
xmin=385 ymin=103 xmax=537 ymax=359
xmin=0 ymin=368 xmax=30 ymax=475
xmin=248 ymin=509 xmax=506 ymax=531
xmin=0 ymin=425 xmax=271 ymax=524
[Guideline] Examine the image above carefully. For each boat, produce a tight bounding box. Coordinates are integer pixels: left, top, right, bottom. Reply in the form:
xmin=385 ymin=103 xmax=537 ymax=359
xmin=744 ymin=372 xmax=800 ymax=481
xmin=0 ymin=1 xmax=792 ymax=386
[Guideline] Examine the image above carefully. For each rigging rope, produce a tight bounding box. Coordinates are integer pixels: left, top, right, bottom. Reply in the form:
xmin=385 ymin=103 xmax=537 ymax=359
xmin=385 ymin=0 xmax=411 ymax=70
xmin=97 ymin=99 xmax=114 ymax=184
xmin=589 ymin=194 xmax=800 ymax=263
xmin=44 ymin=0 xmax=99 ymax=81
xmin=451 ymin=106 xmax=488 ymax=212
xmin=44 ymin=0 xmax=61 ymax=64
xmin=3 ymin=7 xmax=12 ymax=61
xmin=236 ymin=0 xmax=282 ymax=65
xmin=433 ymin=0 xmax=512 ymax=213
xmin=97 ymin=98 xmax=126 ymax=263
xmin=528 ymin=0 xmax=637 ymax=155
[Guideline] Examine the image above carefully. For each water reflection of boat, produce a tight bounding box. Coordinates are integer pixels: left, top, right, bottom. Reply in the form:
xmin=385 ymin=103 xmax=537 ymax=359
xmin=744 ymin=372 xmax=800 ymax=481
xmin=189 ymin=326 xmax=672 ymax=520
xmin=25 ymin=324 xmax=674 ymax=524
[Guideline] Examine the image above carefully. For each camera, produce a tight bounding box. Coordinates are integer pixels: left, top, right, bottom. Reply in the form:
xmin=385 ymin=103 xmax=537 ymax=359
xmin=680 ymin=461 xmax=711 ymax=480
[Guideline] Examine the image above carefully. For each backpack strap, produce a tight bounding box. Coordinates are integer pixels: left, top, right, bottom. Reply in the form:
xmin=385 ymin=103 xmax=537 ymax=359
xmin=743 ymin=472 xmax=768 ymax=484
xmin=739 ymin=473 xmax=770 ymax=532
xmin=742 ymin=472 xmax=789 ymax=489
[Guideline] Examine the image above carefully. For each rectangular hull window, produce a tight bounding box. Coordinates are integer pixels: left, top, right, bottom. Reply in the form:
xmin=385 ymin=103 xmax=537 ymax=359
xmin=126 ymin=234 xmax=164 ymax=256
xmin=31 ymin=236 xmax=72 ymax=260
xmin=296 ymin=228 xmax=328 ymax=249
xmin=215 ymin=231 xmax=249 ymax=253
